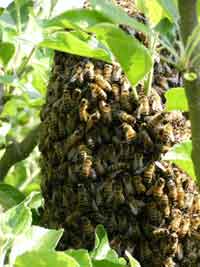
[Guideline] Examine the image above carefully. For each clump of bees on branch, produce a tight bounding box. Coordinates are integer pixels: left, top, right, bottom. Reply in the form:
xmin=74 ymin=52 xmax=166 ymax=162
xmin=39 ymin=1 xmax=200 ymax=266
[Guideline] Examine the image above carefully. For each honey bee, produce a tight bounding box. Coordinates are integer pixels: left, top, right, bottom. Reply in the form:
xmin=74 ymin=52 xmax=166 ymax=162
xmin=81 ymin=217 xmax=94 ymax=237
xmin=166 ymin=179 xmax=177 ymax=201
xmin=90 ymin=83 xmax=107 ymax=100
xmin=145 ymin=112 xmax=164 ymax=129
xmin=70 ymin=65 xmax=84 ymax=83
xmin=153 ymin=227 xmax=169 ymax=238
xmin=70 ymin=234 xmax=82 ymax=249
xmin=163 ymin=257 xmax=176 ymax=267
xmin=160 ymin=194 xmax=170 ymax=217
xmin=82 ymin=156 xmax=93 ymax=177
xmin=106 ymin=214 xmax=118 ymax=233
xmin=64 ymin=127 xmax=84 ymax=152
xmin=177 ymin=182 xmax=185 ymax=208
xmin=128 ymin=197 xmax=145 ymax=216
xmin=103 ymin=64 xmax=113 ymax=81
xmin=132 ymin=153 xmax=144 ymax=171
xmin=98 ymin=100 xmax=112 ymax=123
xmin=112 ymin=62 xmax=122 ymax=82
xmin=113 ymin=182 xmax=125 ymax=205
xmin=120 ymin=81 xmax=132 ymax=112
xmin=54 ymin=142 xmax=64 ymax=162
xmin=179 ymin=215 xmax=190 ymax=238
xmin=101 ymin=177 xmax=113 ymax=199
xmin=111 ymin=83 xmax=120 ymax=101
xmin=62 ymin=89 xmax=72 ymax=112
xmin=108 ymin=162 xmax=129 ymax=172
xmin=79 ymin=98 xmax=89 ymax=122
xmin=137 ymin=95 xmax=150 ymax=118
xmin=147 ymin=202 xmax=163 ymax=225
xmin=140 ymin=241 xmax=152 ymax=261
xmin=152 ymin=177 xmax=165 ymax=198
xmin=151 ymin=88 xmax=163 ymax=112
xmin=191 ymin=214 xmax=200 ymax=230
xmin=117 ymin=110 xmax=136 ymax=124
xmin=133 ymin=176 xmax=146 ymax=195
xmin=86 ymin=111 xmax=101 ymax=132
xmin=86 ymin=135 xmax=96 ymax=149
xmin=122 ymin=174 xmax=134 ymax=196
xmin=77 ymin=184 xmax=90 ymax=211
xmin=122 ymin=122 xmax=137 ymax=142
xmin=58 ymin=119 xmax=66 ymax=139
xmin=65 ymin=210 xmax=80 ymax=225
xmin=94 ymin=67 xmax=103 ymax=76
xmin=159 ymin=123 xmax=175 ymax=143
xmin=166 ymin=233 xmax=179 ymax=256
xmin=130 ymin=220 xmax=141 ymax=240
xmin=95 ymin=74 xmax=112 ymax=92
xmin=72 ymin=88 xmax=82 ymax=104
xmin=84 ymin=60 xmax=94 ymax=80
xmin=143 ymin=163 xmax=155 ymax=185
xmin=176 ymin=243 xmax=184 ymax=261
xmin=78 ymin=144 xmax=91 ymax=161
xmin=170 ymin=209 xmax=182 ymax=232
xmin=192 ymin=194 xmax=200 ymax=213
xmin=93 ymin=158 xmax=105 ymax=176
xmin=139 ymin=129 xmax=154 ymax=150
xmin=191 ymin=230 xmax=200 ymax=240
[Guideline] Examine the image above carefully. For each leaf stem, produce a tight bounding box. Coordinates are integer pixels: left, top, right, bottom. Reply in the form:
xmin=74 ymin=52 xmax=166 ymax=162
xmin=178 ymin=0 xmax=200 ymax=184
xmin=17 ymin=47 xmax=36 ymax=78
xmin=15 ymin=0 xmax=21 ymax=34
xmin=144 ymin=33 xmax=158 ymax=96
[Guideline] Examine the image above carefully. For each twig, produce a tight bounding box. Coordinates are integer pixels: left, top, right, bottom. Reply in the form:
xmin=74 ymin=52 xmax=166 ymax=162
xmin=0 ymin=125 xmax=40 ymax=181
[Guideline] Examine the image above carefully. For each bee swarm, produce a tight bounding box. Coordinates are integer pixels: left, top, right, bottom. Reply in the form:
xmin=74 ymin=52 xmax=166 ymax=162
xmin=39 ymin=1 xmax=200 ymax=267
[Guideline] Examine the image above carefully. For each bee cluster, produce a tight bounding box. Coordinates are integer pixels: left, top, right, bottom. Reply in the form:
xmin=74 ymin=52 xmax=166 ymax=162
xmin=39 ymin=1 xmax=200 ymax=267
xmin=39 ymin=52 xmax=200 ymax=266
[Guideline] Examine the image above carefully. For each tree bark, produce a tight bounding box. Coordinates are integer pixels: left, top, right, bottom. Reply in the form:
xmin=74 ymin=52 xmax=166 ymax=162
xmin=0 ymin=125 xmax=40 ymax=181
xmin=178 ymin=0 xmax=200 ymax=184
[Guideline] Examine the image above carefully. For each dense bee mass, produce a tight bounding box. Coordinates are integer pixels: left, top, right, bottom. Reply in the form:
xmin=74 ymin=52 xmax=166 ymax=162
xmin=39 ymin=1 xmax=200 ymax=266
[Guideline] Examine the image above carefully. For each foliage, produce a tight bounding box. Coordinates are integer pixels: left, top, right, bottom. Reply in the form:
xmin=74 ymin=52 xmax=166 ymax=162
xmin=0 ymin=0 xmax=200 ymax=266
xmin=0 ymin=193 xmax=140 ymax=267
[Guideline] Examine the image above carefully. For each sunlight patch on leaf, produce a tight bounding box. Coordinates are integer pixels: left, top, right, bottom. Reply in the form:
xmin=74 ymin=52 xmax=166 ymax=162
xmin=163 ymin=140 xmax=196 ymax=180
xmin=165 ymin=87 xmax=188 ymax=112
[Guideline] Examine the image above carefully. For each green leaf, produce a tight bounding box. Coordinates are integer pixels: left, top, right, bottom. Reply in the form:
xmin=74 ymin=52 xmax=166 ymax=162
xmin=10 ymin=226 xmax=63 ymax=264
xmin=5 ymin=162 xmax=27 ymax=188
xmin=90 ymin=0 xmax=150 ymax=34
xmin=0 ymin=202 xmax=32 ymax=235
xmin=0 ymin=74 xmax=18 ymax=85
xmin=14 ymin=250 xmax=79 ymax=267
xmin=157 ymin=0 xmax=179 ymax=22
xmin=66 ymin=249 xmax=92 ymax=267
xmin=91 ymin=225 xmax=110 ymax=259
xmin=19 ymin=15 xmax=43 ymax=45
xmin=92 ymin=259 xmax=126 ymax=267
xmin=165 ymin=87 xmax=188 ymax=111
xmin=0 ymin=183 xmax=25 ymax=210
xmin=44 ymin=9 xmax=113 ymax=30
xmin=0 ymin=42 xmax=15 ymax=66
xmin=89 ymin=23 xmax=152 ymax=87
xmin=24 ymin=191 xmax=43 ymax=210
xmin=7 ymin=0 xmax=34 ymax=31
xmin=1 ymin=98 xmax=26 ymax=118
xmin=125 ymin=251 xmax=141 ymax=267
xmin=184 ymin=72 xmax=197 ymax=81
xmin=135 ymin=0 xmax=164 ymax=26
xmin=40 ymin=31 xmax=112 ymax=62
xmin=163 ymin=140 xmax=196 ymax=180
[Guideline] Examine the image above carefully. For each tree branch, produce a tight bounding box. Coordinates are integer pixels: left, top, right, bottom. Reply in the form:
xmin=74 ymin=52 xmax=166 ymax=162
xmin=0 ymin=125 xmax=40 ymax=181
xmin=178 ymin=0 xmax=200 ymax=183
